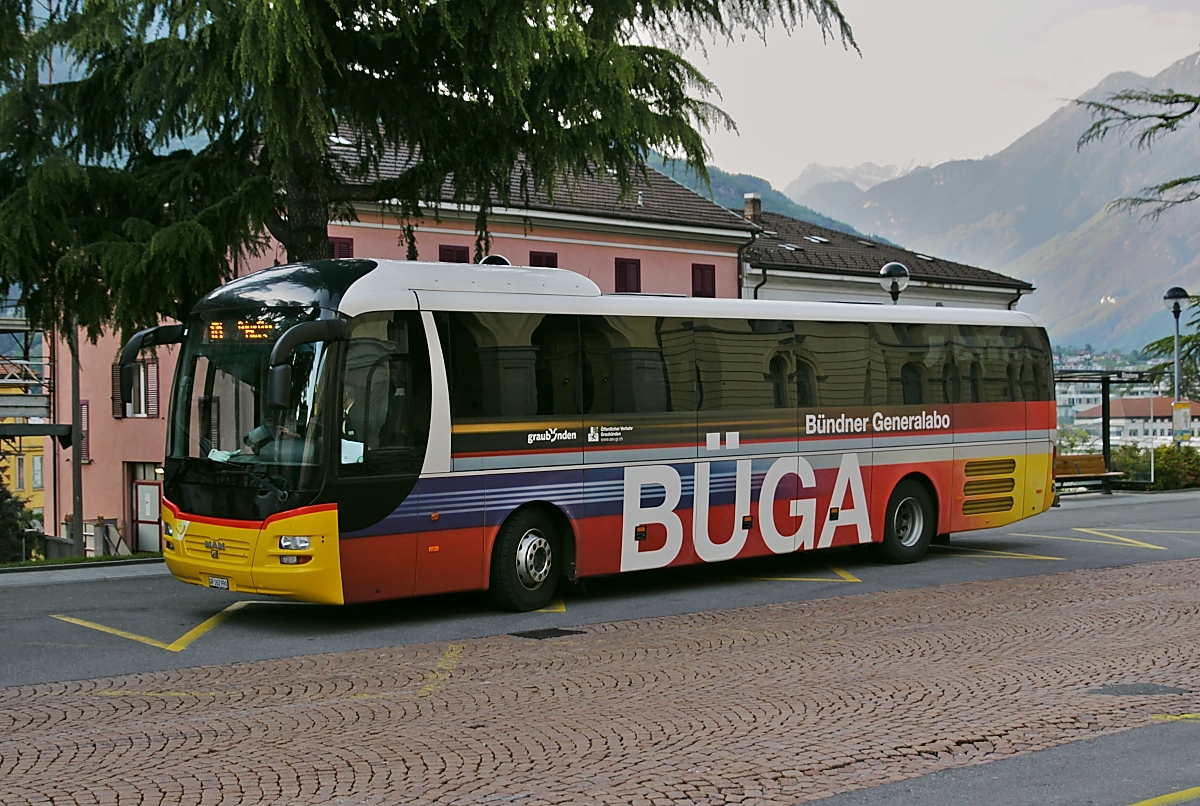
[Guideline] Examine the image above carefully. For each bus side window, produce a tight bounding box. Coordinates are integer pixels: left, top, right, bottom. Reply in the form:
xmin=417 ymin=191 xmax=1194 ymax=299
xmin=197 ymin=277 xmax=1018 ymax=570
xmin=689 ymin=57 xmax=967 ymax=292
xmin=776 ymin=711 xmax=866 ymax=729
xmin=579 ymin=316 xmax=673 ymax=414
xmin=341 ymin=311 xmax=429 ymax=473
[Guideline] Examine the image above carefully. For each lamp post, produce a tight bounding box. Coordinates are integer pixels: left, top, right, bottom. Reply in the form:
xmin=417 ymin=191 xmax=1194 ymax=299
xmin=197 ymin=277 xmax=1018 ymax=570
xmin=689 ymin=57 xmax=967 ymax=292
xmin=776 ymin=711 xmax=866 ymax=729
xmin=880 ymin=262 xmax=910 ymax=305
xmin=1164 ymin=286 xmax=1188 ymax=403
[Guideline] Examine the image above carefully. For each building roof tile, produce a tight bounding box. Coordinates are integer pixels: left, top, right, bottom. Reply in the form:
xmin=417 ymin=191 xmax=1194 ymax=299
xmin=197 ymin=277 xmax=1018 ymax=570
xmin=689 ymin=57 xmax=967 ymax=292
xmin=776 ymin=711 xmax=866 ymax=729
xmin=330 ymin=142 xmax=756 ymax=234
xmin=746 ymin=211 xmax=1033 ymax=291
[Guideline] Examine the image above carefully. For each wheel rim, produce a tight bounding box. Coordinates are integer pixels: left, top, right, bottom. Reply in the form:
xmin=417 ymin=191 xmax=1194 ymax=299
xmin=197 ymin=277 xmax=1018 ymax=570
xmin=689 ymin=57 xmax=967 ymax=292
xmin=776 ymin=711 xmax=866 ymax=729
xmin=514 ymin=529 xmax=553 ymax=590
xmin=893 ymin=497 xmax=925 ymax=548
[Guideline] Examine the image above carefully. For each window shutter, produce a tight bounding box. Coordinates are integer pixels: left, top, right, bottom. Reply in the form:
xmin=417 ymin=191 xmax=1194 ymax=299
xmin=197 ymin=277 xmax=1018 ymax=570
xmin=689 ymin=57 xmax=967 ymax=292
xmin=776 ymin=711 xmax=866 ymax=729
xmin=80 ymin=400 xmax=90 ymax=463
xmin=146 ymin=359 xmax=159 ymax=418
xmin=692 ymin=264 xmax=715 ymax=298
xmin=439 ymin=245 xmax=470 ymax=263
xmin=529 ymin=251 xmax=558 ymax=268
xmin=615 ymin=259 xmax=641 ymax=293
xmin=329 ymin=237 xmax=354 ymax=258
xmin=110 ymin=364 xmax=125 ymax=419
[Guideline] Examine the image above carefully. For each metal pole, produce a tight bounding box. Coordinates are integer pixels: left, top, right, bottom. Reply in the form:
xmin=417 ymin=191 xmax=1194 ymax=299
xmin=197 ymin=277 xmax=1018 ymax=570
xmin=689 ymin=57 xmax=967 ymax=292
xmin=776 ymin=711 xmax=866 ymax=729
xmin=1101 ymin=375 xmax=1112 ymax=471
xmin=1174 ymin=307 xmax=1182 ymax=403
xmin=69 ymin=325 xmax=84 ymax=556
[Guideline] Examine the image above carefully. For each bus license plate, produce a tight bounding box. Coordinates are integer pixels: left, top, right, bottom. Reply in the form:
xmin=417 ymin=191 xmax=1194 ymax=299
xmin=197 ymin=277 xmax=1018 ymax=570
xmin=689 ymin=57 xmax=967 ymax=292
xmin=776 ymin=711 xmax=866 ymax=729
xmin=208 ymin=575 xmax=230 ymax=590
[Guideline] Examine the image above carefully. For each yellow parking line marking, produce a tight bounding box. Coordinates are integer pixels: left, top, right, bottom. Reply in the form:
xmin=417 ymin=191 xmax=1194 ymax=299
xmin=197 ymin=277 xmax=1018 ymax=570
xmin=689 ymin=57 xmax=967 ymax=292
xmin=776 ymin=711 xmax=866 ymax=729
xmin=51 ymin=615 xmax=173 ymax=651
xmin=537 ymin=598 xmax=567 ymax=613
xmin=1119 ymin=530 xmax=1200 ymax=535
xmin=1073 ymin=528 xmax=1167 ymax=550
xmin=744 ymin=566 xmax=862 ymax=583
xmin=1126 ymin=785 xmax=1200 ymax=806
xmin=1011 ymin=532 xmax=1122 ymax=546
xmin=1150 ymin=714 xmax=1200 ymax=722
xmin=419 ymin=644 xmax=464 ymax=697
xmin=52 ymin=600 xmax=281 ymax=653
xmin=930 ymin=545 xmax=1061 ymax=561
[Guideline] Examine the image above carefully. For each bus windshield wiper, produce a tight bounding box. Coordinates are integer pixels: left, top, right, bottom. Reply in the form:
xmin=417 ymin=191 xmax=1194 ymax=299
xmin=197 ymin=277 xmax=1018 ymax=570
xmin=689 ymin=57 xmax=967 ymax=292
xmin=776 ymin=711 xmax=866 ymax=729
xmin=217 ymin=465 xmax=292 ymax=501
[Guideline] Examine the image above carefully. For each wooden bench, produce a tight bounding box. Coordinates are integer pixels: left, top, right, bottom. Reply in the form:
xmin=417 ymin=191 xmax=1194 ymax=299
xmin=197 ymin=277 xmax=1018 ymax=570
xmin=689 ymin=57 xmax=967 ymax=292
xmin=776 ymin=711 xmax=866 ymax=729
xmin=1055 ymin=453 xmax=1124 ymax=495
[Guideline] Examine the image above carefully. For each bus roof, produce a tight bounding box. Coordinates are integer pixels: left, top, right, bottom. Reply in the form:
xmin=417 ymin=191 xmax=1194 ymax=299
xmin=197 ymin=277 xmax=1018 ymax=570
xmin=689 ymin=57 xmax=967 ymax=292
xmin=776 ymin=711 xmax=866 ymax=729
xmin=332 ymin=259 xmax=1046 ymax=329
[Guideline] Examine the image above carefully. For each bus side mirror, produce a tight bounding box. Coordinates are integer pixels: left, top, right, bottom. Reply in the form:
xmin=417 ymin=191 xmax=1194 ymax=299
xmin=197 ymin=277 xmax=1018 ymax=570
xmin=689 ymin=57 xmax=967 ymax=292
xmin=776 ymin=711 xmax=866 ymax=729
xmin=267 ymin=319 xmax=349 ymax=410
xmin=119 ymin=324 xmax=186 ymax=406
xmin=267 ymin=365 xmax=292 ymax=410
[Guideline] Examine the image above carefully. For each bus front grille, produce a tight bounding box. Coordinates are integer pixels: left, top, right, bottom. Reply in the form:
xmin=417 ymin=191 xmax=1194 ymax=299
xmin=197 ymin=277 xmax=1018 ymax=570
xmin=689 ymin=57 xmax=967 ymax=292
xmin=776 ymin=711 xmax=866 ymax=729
xmin=961 ymin=496 xmax=1015 ymax=515
xmin=964 ymin=458 xmax=1017 ymax=477
xmin=184 ymin=536 xmax=253 ymax=564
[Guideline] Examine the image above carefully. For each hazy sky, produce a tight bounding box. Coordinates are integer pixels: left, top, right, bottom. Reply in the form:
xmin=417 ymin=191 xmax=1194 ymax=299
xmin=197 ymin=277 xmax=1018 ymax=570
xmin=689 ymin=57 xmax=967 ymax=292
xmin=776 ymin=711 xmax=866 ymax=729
xmin=691 ymin=0 xmax=1200 ymax=189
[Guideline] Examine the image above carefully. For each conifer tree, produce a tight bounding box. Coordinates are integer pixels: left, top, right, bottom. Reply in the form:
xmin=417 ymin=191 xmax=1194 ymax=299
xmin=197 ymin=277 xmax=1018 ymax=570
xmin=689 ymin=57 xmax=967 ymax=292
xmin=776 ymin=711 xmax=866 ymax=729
xmin=4 ymin=0 xmax=855 ymax=312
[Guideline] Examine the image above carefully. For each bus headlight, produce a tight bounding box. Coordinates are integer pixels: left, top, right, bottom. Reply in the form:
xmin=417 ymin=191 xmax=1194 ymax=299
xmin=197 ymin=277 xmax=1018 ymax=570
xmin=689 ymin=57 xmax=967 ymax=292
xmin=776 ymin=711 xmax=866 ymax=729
xmin=279 ymin=535 xmax=311 ymax=551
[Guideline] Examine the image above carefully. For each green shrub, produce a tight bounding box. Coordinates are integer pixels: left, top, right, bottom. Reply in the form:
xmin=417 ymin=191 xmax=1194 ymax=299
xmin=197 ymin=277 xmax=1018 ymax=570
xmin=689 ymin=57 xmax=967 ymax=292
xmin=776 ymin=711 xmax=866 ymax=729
xmin=1111 ymin=444 xmax=1151 ymax=481
xmin=1150 ymin=445 xmax=1200 ymax=490
xmin=0 ymin=485 xmax=37 ymax=563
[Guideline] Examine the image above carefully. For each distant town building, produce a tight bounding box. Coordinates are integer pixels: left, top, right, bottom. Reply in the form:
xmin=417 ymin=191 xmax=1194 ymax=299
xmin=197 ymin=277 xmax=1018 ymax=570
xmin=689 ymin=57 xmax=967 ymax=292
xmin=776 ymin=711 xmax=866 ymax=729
xmin=1075 ymin=397 xmax=1200 ymax=445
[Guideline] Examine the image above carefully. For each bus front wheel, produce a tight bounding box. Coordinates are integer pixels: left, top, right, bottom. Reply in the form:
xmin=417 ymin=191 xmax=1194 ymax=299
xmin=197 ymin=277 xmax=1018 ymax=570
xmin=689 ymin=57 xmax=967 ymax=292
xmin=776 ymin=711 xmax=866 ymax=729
xmin=878 ymin=479 xmax=934 ymax=564
xmin=489 ymin=508 xmax=561 ymax=612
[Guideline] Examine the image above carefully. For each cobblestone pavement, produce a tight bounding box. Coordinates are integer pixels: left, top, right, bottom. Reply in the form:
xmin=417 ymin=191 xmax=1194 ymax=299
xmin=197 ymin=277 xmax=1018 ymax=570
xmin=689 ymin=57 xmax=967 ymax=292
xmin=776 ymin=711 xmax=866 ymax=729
xmin=4 ymin=559 xmax=1200 ymax=806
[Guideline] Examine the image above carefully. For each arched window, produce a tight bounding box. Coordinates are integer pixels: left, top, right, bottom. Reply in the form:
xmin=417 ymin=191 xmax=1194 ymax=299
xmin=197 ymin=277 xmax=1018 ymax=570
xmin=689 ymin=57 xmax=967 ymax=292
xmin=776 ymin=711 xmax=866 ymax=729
xmin=969 ymin=363 xmax=983 ymax=403
xmin=1006 ymin=364 xmax=1021 ymax=402
xmin=941 ymin=360 xmax=961 ymax=404
xmin=901 ymin=363 xmax=924 ymax=405
xmin=768 ymin=354 xmax=790 ymax=409
xmin=796 ymin=362 xmax=818 ymax=408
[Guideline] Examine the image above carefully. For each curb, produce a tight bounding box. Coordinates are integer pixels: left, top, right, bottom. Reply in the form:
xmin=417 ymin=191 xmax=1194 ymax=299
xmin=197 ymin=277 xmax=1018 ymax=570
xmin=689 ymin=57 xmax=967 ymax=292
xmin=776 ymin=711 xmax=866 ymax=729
xmin=0 ymin=557 xmax=165 ymax=576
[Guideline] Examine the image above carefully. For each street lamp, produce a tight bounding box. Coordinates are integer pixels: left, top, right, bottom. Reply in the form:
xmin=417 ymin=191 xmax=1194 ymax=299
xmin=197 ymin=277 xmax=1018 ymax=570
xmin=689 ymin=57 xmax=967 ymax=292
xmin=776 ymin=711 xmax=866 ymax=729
xmin=1164 ymin=286 xmax=1189 ymax=403
xmin=880 ymin=262 xmax=910 ymax=305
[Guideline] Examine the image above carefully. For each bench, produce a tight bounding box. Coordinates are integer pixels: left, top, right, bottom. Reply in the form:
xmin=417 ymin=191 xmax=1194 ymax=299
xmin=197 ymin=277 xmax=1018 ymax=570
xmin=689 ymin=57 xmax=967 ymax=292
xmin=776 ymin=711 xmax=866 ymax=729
xmin=1054 ymin=453 xmax=1124 ymax=495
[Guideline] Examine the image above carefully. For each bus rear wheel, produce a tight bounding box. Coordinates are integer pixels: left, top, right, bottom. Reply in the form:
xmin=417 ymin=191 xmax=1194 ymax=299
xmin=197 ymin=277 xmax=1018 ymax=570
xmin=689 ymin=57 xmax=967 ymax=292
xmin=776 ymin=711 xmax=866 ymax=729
xmin=489 ymin=508 xmax=561 ymax=612
xmin=878 ymin=479 xmax=934 ymax=564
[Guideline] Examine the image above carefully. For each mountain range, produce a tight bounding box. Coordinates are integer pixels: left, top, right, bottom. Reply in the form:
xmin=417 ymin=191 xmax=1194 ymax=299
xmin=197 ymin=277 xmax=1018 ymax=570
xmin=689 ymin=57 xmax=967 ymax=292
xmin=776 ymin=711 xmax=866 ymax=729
xmin=788 ymin=51 xmax=1200 ymax=351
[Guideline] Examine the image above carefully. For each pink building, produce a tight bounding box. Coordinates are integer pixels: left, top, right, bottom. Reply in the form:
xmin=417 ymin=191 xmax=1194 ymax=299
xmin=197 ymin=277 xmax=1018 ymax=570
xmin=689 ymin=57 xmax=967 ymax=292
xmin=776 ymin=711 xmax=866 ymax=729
xmin=45 ymin=167 xmax=756 ymax=548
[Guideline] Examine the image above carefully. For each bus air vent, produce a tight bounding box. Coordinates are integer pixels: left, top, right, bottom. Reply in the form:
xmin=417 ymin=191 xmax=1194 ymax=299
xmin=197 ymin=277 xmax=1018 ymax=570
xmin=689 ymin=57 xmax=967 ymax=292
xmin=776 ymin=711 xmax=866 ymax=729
xmin=963 ymin=478 xmax=1016 ymax=496
xmin=961 ymin=496 xmax=1015 ymax=515
xmin=964 ymin=459 xmax=1017 ymax=477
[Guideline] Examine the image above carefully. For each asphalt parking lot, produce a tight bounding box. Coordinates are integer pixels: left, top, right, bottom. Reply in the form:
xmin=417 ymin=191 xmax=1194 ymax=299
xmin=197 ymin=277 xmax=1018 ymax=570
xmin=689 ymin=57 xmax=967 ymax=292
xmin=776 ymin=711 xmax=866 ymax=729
xmin=2 ymin=489 xmax=1199 ymax=689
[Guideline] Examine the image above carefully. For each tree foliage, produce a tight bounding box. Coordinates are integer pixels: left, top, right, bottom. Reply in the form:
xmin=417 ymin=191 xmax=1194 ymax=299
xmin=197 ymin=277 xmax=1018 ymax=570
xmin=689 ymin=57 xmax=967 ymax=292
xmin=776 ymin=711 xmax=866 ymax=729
xmin=0 ymin=474 xmax=35 ymax=562
xmin=1142 ymin=295 xmax=1200 ymax=400
xmin=1077 ymin=88 xmax=1200 ymax=218
xmin=1 ymin=0 xmax=856 ymax=336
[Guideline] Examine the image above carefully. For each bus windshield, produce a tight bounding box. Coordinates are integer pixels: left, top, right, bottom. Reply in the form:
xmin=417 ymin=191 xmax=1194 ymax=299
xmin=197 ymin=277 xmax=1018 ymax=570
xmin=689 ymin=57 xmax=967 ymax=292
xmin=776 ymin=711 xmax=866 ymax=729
xmin=167 ymin=307 xmax=332 ymax=499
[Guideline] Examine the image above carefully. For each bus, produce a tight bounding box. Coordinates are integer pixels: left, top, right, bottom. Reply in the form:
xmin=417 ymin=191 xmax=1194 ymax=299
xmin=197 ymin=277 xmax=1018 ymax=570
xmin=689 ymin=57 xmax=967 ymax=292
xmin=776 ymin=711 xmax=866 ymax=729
xmin=120 ymin=259 xmax=1056 ymax=611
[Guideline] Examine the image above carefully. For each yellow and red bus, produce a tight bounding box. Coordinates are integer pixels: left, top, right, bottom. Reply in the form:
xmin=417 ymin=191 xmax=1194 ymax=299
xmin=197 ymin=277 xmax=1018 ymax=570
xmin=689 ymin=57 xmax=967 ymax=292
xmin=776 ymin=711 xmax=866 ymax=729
xmin=121 ymin=259 xmax=1056 ymax=611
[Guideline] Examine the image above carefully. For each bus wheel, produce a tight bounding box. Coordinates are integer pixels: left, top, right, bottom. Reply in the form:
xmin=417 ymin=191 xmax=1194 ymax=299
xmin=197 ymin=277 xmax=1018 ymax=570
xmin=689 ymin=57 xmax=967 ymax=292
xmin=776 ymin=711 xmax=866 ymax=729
xmin=878 ymin=480 xmax=934 ymax=564
xmin=489 ymin=508 xmax=560 ymax=612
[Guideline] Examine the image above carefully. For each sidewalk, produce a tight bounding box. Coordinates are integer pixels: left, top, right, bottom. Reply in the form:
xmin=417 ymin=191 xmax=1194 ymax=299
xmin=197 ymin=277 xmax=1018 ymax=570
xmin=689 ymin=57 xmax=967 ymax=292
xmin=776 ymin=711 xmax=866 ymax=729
xmin=3 ymin=558 xmax=1199 ymax=805
xmin=0 ymin=559 xmax=169 ymax=588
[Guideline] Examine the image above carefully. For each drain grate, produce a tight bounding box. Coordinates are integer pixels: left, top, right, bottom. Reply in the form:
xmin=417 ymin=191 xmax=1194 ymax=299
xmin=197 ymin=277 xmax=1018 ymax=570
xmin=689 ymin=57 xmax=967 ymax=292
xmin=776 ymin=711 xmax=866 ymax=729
xmin=1090 ymin=683 xmax=1192 ymax=696
xmin=509 ymin=627 xmax=586 ymax=640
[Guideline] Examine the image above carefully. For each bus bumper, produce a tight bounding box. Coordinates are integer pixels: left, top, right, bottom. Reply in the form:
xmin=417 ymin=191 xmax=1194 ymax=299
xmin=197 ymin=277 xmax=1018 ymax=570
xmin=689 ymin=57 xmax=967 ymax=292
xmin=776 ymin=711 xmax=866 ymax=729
xmin=161 ymin=502 xmax=344 ymax=605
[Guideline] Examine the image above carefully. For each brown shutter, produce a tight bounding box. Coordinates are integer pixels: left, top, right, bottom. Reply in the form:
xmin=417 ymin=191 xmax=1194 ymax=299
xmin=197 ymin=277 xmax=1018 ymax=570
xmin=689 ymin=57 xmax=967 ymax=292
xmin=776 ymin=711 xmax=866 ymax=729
xmin=692 ymin=264 xmax=715 ymax=298
xmin=111 ymin=364 xmax=125 ymax=419
xmin=615 ymin=259 xmax=641 ymax=293
xmin=146 ymin=359 xmax=159 ymax=418
xmin=80 ymin=400 xmax=90 ymax=462
xmin=328 ymin=237 xmax=354 ymax=258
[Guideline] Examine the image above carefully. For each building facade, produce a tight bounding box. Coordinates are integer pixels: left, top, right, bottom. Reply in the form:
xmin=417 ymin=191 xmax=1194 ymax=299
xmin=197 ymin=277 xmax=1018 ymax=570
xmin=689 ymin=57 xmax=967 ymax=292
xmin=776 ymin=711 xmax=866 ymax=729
xmin=43 ymin=167 xmax=756 ymax=549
